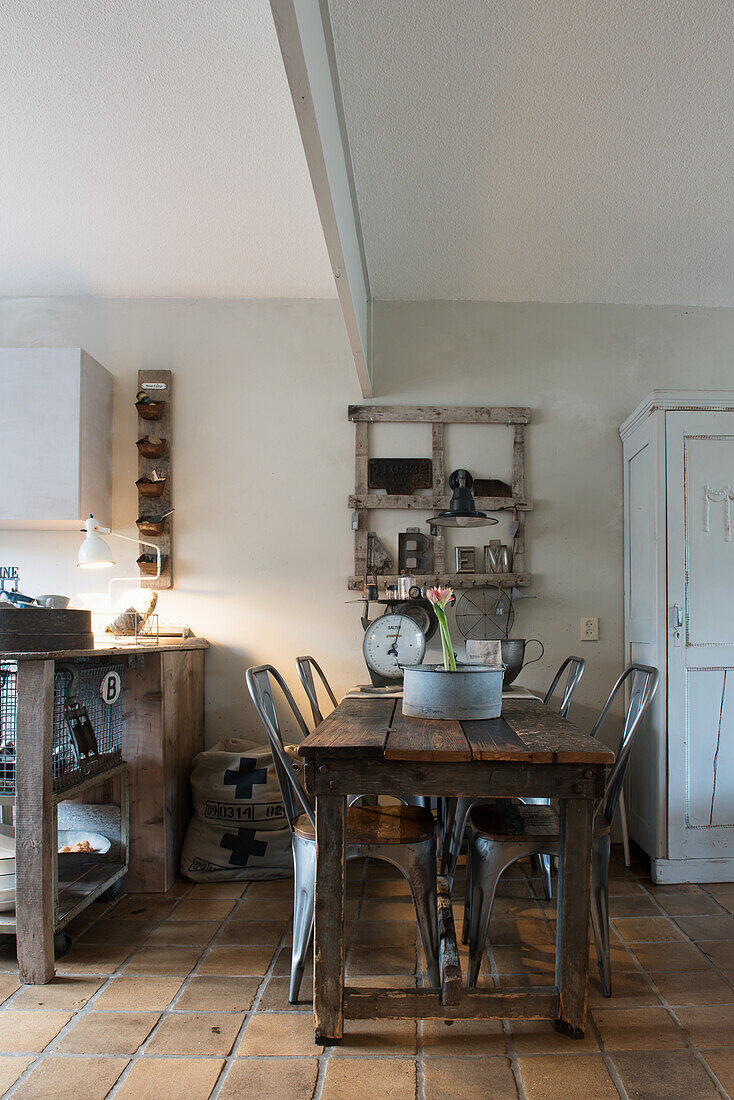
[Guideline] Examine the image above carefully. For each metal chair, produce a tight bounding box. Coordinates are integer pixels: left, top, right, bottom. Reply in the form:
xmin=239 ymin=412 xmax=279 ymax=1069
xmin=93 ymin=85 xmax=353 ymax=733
xmin=463 ymin=663 xmax=658 ymax=995
xmin=543 ymin=656 xmax=586 ymax=717
xmin=296 ymin=655 xmax=338 ymax=727
xmin=246 ymin=664 xmax=440 ymax=1002
xmin=296 ymin=656 xmax=429 ymax=812
xmin=442 ymin=655 xmax=587 ymax=891
xmin=526 ymin=656 xmax=587 ymax=898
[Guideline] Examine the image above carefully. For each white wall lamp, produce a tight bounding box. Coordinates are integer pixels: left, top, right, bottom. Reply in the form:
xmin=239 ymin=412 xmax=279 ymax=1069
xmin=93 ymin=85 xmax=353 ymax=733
xmin=78 ymin=515 xmax=160 ymax=598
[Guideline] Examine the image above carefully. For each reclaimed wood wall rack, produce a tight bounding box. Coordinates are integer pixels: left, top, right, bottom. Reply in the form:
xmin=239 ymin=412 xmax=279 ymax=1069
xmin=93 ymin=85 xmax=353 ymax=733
xmin=137 ymin=369 xmax=172 ymax=589
xmin=348 ymin=405 xmax=532 ymax=592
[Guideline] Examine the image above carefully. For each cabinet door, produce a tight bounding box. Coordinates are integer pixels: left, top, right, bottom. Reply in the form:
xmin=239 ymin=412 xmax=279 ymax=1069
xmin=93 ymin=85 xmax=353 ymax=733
xmin=667 ymin=411 xmax=734 ymax=858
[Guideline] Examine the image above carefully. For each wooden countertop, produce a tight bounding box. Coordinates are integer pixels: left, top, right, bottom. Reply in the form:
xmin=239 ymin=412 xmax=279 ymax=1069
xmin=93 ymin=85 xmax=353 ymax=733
xmin=1 ymin=637 xmax=209 ymax=661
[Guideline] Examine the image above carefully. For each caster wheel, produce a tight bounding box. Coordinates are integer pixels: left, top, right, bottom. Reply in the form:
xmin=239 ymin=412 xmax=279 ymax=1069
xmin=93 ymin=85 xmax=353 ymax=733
xmin=104 ymin=881 xmax=121 ymax=903
xmin=54 ymin=932 xmax=72 ymax=958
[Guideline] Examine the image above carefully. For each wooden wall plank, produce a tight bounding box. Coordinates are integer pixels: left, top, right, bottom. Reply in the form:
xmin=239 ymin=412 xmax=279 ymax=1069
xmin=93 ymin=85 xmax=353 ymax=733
xmin=137 ymin=368 xmax=172 ymax=589
xmin=354 ymin=420 xmax=369 ymax=580
xmin=348 ymin=495 xmax=532 ymax=511
xmin=431 ymin=422 xmax=446 ymax=576
xmin=349 ymin=406 xmax=531 ymax=424
xmin=511 ymin=424 xmax=526 ymax=499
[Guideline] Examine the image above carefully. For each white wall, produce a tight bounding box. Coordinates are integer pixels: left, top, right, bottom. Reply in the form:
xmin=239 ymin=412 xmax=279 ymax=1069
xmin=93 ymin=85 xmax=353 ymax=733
xmin=0 ymin=297 xmax=359 ymax=743
xmin=4 ymin=296 xmax=734 ymax=747
xmin=373 ymin=300 xmax=734 ymax=735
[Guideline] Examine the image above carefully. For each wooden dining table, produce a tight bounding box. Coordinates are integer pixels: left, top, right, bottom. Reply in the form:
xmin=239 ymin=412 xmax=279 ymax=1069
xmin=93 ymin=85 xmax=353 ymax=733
xmin=298 ymin=693 xmax=614 ymax=1044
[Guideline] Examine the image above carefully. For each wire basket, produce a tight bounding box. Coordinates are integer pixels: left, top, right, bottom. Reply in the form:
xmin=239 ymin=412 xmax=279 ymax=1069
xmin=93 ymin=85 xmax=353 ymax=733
xmin=92 ymin=612 xmax=159 ymax=644
xmin=0 ymin=659 xmax=124 ymax=795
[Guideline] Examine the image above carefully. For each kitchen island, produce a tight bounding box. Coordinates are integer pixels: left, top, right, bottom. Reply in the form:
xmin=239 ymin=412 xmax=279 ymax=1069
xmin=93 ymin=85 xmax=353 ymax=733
xmin=2 ymin=638 xmax=207 ymax=983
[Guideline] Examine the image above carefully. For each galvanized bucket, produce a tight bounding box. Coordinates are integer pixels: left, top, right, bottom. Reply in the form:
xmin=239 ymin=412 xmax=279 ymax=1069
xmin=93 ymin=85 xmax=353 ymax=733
xmin=402 ymin=663 xmax=504 ymax=721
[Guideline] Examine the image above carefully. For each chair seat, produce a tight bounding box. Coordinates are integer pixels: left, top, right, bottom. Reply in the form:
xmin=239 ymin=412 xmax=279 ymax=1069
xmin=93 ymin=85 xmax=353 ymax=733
xmin=294 ymin=802 xmax=435 ymax=845
xmin=469 ymin=799 xmax=610 ymax=844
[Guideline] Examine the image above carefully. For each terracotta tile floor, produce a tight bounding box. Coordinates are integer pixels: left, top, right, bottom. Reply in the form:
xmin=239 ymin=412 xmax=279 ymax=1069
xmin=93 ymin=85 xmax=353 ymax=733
xmin=0 ymin=846 xmax=733 ymax=1098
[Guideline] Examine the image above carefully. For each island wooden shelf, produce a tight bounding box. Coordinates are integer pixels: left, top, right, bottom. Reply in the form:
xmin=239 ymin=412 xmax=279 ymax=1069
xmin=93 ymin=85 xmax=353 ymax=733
xmin=9 ymin=637 xmax=207 ymax=983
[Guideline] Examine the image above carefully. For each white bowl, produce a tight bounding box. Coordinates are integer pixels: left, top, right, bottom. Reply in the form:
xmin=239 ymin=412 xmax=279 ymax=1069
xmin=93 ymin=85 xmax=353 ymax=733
xmin=57 ymin=830 xmax=111 ymax=855
xmin=0 ymin=871 xmax=14 ymax=912
xmin=0 ymin=826 xmax=14 ymax=857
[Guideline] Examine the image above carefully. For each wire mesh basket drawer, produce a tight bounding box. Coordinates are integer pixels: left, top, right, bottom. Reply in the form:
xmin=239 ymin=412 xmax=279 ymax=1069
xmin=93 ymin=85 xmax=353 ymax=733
xmin=0 ymin=660 xmax=124 ymax=794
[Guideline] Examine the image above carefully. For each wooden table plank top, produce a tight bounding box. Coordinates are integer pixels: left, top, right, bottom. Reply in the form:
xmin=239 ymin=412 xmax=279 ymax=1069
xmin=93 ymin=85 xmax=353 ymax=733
xmin=461 ymin=716 xmax=553 ymax=763
xmin=299 ymin=695 xmax=614 ymax=765
xmin=384 ymin=711 xmax=472 ymax=762
xmin=298 ymin=695 xmax=397 ymax=757
xmin=500 ymin=699 xmax=614 ymax=763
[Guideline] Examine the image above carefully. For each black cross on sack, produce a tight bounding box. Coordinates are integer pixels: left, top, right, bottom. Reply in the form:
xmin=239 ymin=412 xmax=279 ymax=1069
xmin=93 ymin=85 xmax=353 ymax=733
xmin=223 ymin=757 xmax=268 ymax=799
xmin=221 ymin=829 xmax=268 ymax=867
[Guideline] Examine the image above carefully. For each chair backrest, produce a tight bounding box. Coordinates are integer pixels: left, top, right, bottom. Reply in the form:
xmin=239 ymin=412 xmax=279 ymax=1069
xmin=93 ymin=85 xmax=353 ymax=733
xmin=245 ymin=664 xmax=315 ymax=831
xmin=591 ymin=663 xmax=659 ymax=826
xmin=543 ymin=656 xmax=586 ymax=718
xmin=296 ymin=656 xmax=338 ymax=728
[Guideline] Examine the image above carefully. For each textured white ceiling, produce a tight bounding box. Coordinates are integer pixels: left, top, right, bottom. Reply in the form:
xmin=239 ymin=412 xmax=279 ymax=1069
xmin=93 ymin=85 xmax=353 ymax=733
xmin=330 ymin=0 xmax=734 ymax=304
xmin=0 ymin=0 xmax=335 ymax=297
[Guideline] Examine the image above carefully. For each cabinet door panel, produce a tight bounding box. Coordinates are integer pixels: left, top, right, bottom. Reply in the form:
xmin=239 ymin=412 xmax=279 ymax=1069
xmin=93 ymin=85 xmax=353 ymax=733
xmin=667 ymin=411 xmax=734 ymax=858
xmin=685 ymin=669 xmax=734 ymax=830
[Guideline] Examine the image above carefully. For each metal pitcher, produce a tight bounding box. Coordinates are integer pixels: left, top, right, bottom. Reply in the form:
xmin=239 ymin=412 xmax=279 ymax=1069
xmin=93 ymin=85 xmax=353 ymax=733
xmin=500 ymin=638 xmax=544 ymax=687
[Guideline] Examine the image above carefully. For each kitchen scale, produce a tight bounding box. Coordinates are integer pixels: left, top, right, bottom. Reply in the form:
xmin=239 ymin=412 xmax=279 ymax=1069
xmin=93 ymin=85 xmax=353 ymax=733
xmin=362 ymin=612 xmax=426 ymax=686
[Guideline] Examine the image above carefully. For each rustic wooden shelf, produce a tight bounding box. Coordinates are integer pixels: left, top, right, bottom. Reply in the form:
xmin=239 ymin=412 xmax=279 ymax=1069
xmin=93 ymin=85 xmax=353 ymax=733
xmin=349 ymin=495 xmax=533 ymax=512
xmin=137 ymin=368 xmax=172 ymax=589
xmin=348 ymin=573 xmax=531 ymax=592
xmin=348 ymin=404 xmax=530 ymax=425
xmin=348 ymin=405 xmax=532 ymax=591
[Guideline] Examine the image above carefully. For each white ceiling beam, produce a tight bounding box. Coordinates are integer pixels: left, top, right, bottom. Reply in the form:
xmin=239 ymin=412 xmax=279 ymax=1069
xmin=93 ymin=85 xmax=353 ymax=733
xmin=270 ymin=0 xmax=372 ymax=396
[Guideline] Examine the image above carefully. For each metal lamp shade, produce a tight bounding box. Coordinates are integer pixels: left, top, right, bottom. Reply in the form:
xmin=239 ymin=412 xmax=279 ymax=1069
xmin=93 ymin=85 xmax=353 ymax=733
xmin=77 ymin=517 xmax=116 ymax=568
xmin=428 ymin=469 xmax=499 ymax=529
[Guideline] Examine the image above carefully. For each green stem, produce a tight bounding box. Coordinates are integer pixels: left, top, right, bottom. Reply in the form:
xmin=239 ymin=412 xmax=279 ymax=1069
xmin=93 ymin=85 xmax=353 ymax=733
xmin=438 ymin=624 xmax=451 ymax=671
xmin=434 ymin=606 xmax=456 ymax=671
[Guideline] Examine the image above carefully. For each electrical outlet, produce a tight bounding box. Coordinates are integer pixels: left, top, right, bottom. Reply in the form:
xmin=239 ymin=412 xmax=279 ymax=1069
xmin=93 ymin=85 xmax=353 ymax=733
xmin=581 ymin=617 xmax=599 ymax=641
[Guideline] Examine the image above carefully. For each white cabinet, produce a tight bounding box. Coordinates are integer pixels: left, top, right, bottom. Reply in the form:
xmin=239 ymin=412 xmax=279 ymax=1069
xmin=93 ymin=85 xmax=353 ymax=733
xmin=622 ymin=391 xmax=734 ymax=883
xmin=0 ymin=349 xmax=112 ymax=529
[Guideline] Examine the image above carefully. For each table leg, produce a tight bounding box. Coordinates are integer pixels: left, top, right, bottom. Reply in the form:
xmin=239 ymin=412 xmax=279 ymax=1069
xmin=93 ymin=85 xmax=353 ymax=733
xmin=314 ymin=792 xmax=346 ymax=1044
xmin=15 ymin=660 xmax=55 ymax=984
xmin=554 ymin=797 xmax=593 ymax=1038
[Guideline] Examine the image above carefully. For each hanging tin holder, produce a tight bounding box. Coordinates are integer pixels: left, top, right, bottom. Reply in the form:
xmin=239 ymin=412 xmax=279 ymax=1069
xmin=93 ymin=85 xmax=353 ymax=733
xmin=57 ymin=664 xmax=100 ymax=775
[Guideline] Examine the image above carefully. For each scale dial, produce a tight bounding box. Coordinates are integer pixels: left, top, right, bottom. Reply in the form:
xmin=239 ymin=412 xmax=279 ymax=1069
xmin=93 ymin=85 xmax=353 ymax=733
xmin=362 ymin=613 xmax=426 ymax=680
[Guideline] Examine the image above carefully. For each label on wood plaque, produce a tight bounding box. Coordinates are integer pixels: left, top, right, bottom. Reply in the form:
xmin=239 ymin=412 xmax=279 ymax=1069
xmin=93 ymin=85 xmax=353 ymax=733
xmin=369 ymin=458 xmax=432 ymax=495
xmin=100 ymin=670 xmax=122 ymax=705
xmin=141 ymin=381 xmax=167 ymax=391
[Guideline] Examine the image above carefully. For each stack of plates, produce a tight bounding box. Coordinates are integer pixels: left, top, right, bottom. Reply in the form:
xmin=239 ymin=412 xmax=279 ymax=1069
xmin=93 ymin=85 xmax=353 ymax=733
xmin=0 ymin=826 xmax=15 ymax=913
